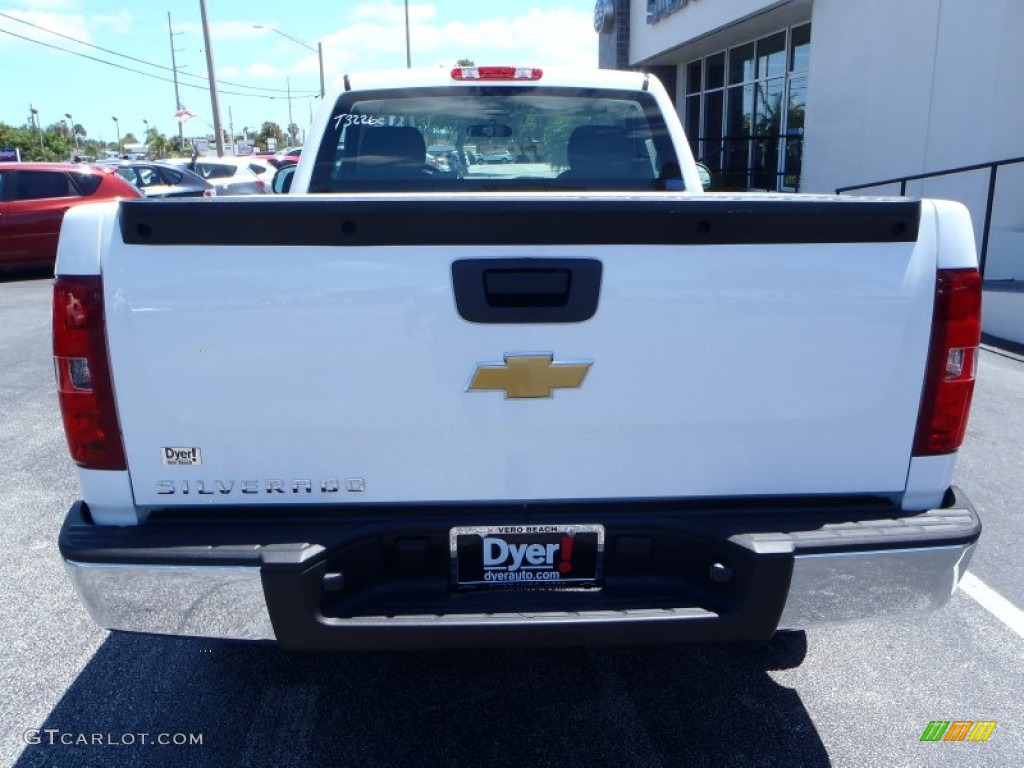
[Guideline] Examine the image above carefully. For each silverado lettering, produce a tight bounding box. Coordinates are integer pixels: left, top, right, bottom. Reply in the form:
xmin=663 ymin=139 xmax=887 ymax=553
xmin=154 ymin=479 xmax=361 ymax=495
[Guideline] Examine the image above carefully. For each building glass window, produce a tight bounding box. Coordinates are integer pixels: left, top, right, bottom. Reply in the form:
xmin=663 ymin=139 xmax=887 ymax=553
xmin=685 ymin=61 xmax=702 ymax=159
xmin=757 ymin=32 xmax=787 ymax=81
xmin=706 ymin=52 xmax=726 ymax=90
xmin=791 ymin=24 xmax=812 ymax=73
xmin=784 ymin=75 xmax=808 ymax=188
xmin=686 ymin=61 xmax=702 ymax=95
xmin=703 ymin=89 xmax=724 ymax=177
xmin=729 ymin=43 xmax=755 ymax=86
xmin=684 ymin=23 xmax=811 ymax=191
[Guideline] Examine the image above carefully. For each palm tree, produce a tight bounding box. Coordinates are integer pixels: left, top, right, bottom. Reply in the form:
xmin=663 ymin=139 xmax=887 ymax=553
xmin=149 ymin=132 xmax=170 ymax=159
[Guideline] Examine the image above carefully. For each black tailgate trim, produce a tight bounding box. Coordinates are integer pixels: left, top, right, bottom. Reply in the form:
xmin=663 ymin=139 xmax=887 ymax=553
xmin=118 ymin=196 xmax=921 ymax=247
xmin=60 ymin=490 xmax=978 ymax=566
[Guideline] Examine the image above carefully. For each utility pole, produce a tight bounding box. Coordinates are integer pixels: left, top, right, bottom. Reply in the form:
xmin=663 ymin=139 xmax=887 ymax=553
xmin=168 ymin=12 xmax=186 ymax=152
xmin=317 ymin=42 xmax=325 ymax=98
xmin=287 ymin=77 xmax=294 ymax=145
xmin=198 ymin=0 xmax=225 ymax=157
xmin=228 ymin=105 xmax=234 ymax=156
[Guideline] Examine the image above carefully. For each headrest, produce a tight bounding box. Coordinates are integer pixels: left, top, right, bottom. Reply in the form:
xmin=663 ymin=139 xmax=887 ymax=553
xmin=357 ymin=127 xmax=426 ymax=173
xmin=566 ymin=125 xmax=635 ymax=172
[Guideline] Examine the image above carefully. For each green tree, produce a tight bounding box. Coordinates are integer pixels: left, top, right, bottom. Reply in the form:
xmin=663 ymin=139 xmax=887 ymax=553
xmin=148 ymin=130 xmax=171 ymax=159
xmin=257 ymin=121 xmax=286 ymax=150
xmin=0 ymin=120 xmax=79 ymax=161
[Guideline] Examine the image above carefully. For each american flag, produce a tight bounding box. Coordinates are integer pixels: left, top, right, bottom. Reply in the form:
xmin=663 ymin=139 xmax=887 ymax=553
xmin=174 ymin=106 xmax=195 ymax=123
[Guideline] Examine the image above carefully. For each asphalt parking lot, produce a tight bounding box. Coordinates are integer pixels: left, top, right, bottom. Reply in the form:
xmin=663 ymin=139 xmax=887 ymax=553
xmin=1 ymin=272 xmax=1022 ymax=767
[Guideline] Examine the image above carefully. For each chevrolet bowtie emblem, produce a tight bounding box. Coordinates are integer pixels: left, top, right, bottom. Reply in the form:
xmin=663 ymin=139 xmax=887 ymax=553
xmin=467 ymin=353 xmax=592 ymax=399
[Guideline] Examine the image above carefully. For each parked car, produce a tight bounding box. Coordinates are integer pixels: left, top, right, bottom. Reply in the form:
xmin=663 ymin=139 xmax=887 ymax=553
xmin=0 ymin=162 xmax=141 ymax=271
xmin=108 ymin=161 xmax=215 ymax=198
xmin=162 ymin=158 xmax=269 ymax=195
xmin=426 ymin=145 xmax=465 ymax=178
xmin=478 ymin=150 xmax=514 ymax=164
xmin=279 ymin=146 xmax=302 ymax=163
xmin=239 ymin=157 xmax=278 ymax=186
xmin=251 ymin=148 xmax=301 ymax=169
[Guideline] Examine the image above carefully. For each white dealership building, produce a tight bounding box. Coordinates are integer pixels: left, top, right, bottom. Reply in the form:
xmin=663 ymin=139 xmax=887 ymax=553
xmin=597 ymin=0 xmax=1024 ymax=340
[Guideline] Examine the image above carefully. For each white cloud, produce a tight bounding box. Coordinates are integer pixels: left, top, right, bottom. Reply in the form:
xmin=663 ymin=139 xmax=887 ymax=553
xmin=212 ymin=20 xmax=273 ymax=40
xmin=90 ymin=10 xmax=132 ymax=35
xmin=226 ymin=3 xmax=598 ymax=99
xmin=247 ymin=62 xmax=279 ymax=79
xmin=350 ymin=2 xmax=437 ymax=24
xmin=10 ymin=0 xmax=78 ymax=10
xmin=317 ymin=4 xmax=596 ymax=77
xmin=0 ymin=10 xmax=91 ymax=44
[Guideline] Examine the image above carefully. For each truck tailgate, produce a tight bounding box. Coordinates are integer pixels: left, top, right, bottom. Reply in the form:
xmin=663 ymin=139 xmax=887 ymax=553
xmin=103 ymin=195 xmax=934 ymax=508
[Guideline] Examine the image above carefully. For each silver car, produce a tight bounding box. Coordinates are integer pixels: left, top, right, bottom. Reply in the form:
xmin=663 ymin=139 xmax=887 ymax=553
xmin=161 ymin=158 xmax=269 ymax=195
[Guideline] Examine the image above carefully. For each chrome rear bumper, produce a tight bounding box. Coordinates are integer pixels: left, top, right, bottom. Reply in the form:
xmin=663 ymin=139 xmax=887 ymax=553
xmin=778 ymin=542 xmax=976 ymax=628
xmin=64 ymin=562 xmax=275 ymax=641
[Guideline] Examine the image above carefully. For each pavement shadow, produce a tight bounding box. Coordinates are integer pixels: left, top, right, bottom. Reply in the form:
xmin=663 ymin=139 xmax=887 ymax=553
xmin=0 ymin=268 xmax=52 ymax=284
xmin=15 ymin=630 xmax=827 ymax=767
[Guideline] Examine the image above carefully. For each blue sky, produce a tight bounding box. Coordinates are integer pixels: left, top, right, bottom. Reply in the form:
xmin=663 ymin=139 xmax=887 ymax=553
xmin=0 ymin=0 xmax=599 ymax=145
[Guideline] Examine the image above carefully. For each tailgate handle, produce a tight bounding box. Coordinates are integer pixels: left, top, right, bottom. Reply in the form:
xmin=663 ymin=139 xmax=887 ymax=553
xmin=452 ymin=258 xmax=602 ymax=323
xmin=483 ymin=268 xmax=570 ymax=307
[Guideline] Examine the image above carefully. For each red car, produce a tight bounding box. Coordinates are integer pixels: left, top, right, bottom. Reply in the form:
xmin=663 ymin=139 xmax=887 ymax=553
xmin=253 ymin=147 xmax=301 ymax=169
xmin=0 ymin=162 xmax=142 ymax=271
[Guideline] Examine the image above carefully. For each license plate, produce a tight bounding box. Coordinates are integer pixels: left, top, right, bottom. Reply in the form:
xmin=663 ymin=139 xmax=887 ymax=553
xmin=450 ymin=524 xmax=604 ymax=590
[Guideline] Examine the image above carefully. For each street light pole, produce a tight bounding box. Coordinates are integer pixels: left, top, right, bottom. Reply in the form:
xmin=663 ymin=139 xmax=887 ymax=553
xmin=404 ymin=0 xmax=411 ymax=68
xmin=29 ymin=106 xmax=44 ymax=153
xmin=112 ymin=116 xmax=121 ymax=156
xmin=253 ymin=25 xmax=325 ymax=98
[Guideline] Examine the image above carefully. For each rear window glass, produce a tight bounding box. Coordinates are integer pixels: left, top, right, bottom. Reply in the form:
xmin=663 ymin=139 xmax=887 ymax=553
xmin=158 ymin=167 xmax=184 ymax=184
xmin=309 ymin=86 xmax=683 ymax=193
xmin=73 ymin=171 xmax=103 ymax=195
xmin=197 ymin=164 xmax=235 ymax=180
xmin=14 ymin=170 xmax=77 ymax=200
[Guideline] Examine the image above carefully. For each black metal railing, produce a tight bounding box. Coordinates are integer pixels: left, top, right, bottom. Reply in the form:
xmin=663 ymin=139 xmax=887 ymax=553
xmin=836 ymin=156 xmax=1024 ymax=277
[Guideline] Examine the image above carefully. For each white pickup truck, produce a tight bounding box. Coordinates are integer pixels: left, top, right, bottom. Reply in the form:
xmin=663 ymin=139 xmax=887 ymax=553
xmin=54 ymin=66 xmax=982 ymax=650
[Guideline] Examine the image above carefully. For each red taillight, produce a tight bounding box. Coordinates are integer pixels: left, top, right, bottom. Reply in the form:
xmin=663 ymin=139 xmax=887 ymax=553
xmin=53 ymin=275 xmax=126 ymax=470
xmin=913 ymin=268 xmax=982 ymax=456
xmin=451 ymin=66 xmax=543 ymax=81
